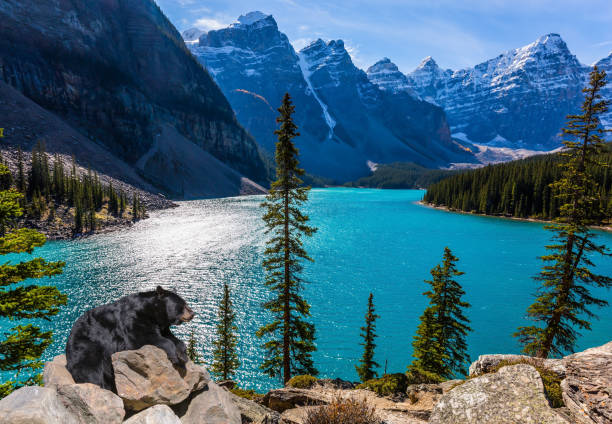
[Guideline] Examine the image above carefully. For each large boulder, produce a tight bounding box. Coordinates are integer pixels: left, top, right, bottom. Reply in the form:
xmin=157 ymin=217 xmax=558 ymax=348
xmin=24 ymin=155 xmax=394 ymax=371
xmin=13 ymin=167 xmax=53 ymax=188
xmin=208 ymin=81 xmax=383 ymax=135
xmin=43 ymin=355 xmax=76 ymax=387
xmin=175 ymin=382 xmax=242 ymax=424
xmin=469 ymin=354 xmax=566 ymax=378
xmin=123 ymin=405 xmax=182 ymax=424
xmin=112 ymin=345 xmax=209 ymax=411
xmin=56 ymin=383 xmax=125 ymax=424
xmin=227 ymin=391 xmax=281 ymax=424
xmin=262 ymin=388 xmax=329 ymax=413
xmin=561 ymin=341 xmax=612 ymax=424
xmin=429 ymin=364 xmax=569 ymax=424
xmin=0 ymin=386 xmax=79 ymax=424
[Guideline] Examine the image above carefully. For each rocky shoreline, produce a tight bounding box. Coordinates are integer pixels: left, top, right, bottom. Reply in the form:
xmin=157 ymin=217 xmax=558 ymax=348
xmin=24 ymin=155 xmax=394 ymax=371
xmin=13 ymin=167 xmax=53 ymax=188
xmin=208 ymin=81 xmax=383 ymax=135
xmin=419 ymin=201 xmax=612 ymax=233
xmin=0 ymin=341 xmax=610 ymax=423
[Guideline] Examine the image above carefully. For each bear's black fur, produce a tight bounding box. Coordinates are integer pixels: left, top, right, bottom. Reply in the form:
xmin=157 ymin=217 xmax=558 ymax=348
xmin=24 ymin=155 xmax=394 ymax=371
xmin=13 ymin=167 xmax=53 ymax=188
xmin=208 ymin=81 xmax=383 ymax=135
xmin=66 ymin=286 xmax=195 ymax=392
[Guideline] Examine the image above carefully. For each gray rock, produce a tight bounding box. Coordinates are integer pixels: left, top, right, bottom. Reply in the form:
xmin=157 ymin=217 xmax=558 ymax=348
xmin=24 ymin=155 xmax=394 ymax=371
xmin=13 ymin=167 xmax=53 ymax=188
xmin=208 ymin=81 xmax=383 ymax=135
xmin=429 ymin=364 xmax=569 ymax=424
xmin=561 ymin=341 xmax=612 ymax=424
xmin=0 ymin=386 xmax=79 ymax=424
xmin=123 ymin=404 xmax=182 ymax=424
xmin=112 ymin=345 xmax=209 ymax=411
xmin=56 ymin=382 xmax=125 ymax=424
xmin=227 ymin=390 xmax=280 ymax=424
xmin=43 ymin=354 xmax=76 ymax=387
xmin=468 ymin=353 xmax=566 ymax=378
xmin=263 ymin=388 xmax=328 ymax=413
xmin=314 ymin=378 xmax=355 ymax=390
xmin=279 ymin=406 xmax=317 ymax=424
xmin=177 ymin=382 xmax=242 ymax=424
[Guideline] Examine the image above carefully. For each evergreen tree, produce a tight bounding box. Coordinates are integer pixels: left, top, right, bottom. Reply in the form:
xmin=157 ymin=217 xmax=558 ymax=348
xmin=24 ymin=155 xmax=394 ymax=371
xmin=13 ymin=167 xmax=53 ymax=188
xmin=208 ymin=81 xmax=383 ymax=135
xmin=256 ymin=93 xmax=318 ymax=383
xmin=186 ymin=330 xmax=201 ymax=364
xmin=211 ymin=283 xmax=240 ymax=380
xmin=355 ymin=293 xmax=380 ymax=382
xmin=409 ymin=247 xmax=471 ymax=379
xmin=16 ymin=147 xmax=26 ymax=194
xmin=0 ymin=163 xmax=66 ymax=398
xmin=515 ymin=67 xmax=612 ymax=358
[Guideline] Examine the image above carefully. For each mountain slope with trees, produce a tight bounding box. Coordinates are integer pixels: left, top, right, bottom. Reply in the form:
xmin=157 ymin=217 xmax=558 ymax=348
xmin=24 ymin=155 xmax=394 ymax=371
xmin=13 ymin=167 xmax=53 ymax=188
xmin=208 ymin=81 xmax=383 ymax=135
xmin=0 ymin=0 xmax=267 ymax=198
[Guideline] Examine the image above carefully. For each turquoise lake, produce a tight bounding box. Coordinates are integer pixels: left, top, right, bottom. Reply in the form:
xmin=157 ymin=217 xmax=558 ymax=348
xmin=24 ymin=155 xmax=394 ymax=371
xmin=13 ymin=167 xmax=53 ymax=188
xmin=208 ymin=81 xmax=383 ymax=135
xmin=2 ymin=188 xmax=611 ymax=391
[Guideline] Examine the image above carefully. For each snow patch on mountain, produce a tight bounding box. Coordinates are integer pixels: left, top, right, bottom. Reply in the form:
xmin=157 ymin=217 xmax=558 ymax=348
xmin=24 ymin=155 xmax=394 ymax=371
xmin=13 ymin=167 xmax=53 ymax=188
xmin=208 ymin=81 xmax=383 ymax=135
xmin=237 ymin=11 xmax=269 ymax=25
xmin=298 ymin=51 xmax=336 ymax=139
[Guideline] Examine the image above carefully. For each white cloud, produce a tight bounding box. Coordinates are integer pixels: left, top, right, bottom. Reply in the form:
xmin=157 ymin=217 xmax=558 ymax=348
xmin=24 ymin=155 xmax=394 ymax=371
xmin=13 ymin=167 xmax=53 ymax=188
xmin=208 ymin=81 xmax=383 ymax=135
xmin=193 ymin=16 xmax=231 ymax=31
xmin=290 ymin=38 xmax=311 ymax=51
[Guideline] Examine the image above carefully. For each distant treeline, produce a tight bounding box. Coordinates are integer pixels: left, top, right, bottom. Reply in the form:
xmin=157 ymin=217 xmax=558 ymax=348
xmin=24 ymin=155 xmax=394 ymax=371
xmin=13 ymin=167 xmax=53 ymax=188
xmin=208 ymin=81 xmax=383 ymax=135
xmin=423 ymin=150 xmax=612 ymax=221
xmin=7 ymin=143 xmax=146 ymax=234
xmin=345 ymin=163 xmax=457 ymax=189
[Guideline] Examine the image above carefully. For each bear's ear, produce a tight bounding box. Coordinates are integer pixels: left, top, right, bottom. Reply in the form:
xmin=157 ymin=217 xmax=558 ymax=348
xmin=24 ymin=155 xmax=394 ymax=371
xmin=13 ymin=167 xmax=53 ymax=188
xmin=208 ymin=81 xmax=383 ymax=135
xmin=156 ymin=286 xmax=165 ymax=296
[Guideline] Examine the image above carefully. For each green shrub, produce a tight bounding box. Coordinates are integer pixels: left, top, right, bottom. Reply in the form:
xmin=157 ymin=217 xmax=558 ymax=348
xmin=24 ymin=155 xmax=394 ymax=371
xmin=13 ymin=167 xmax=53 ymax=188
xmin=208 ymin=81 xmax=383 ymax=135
xmin=304 ymin=397 xmax=381 ymax=424
xmin=405 ymin=366 xmax=445 ymax=384
xmin=230 ymin=387 xmax=264 ymax=401
xmin=357 ymin=373 xmax=408 ymax=396
xmin=287 ymin=374 xmax=318 ymax=389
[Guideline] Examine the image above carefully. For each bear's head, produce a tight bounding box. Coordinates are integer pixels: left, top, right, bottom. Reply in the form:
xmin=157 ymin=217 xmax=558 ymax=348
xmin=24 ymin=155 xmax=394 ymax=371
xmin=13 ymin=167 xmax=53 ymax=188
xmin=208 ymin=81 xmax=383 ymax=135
xmin=155 ymin=286 xmax=195 ymax=326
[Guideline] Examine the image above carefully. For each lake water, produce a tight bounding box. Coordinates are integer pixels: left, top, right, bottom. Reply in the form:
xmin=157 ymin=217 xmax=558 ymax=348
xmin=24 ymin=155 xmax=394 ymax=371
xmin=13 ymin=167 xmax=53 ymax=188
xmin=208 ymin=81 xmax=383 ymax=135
xmin=2 ymin=188 xmax=611 ymax=391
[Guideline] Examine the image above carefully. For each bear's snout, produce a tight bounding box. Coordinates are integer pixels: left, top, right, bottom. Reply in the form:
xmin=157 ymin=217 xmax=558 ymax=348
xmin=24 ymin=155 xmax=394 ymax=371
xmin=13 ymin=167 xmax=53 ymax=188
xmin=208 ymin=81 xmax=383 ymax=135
xmin=180 ymin=306 xmax=195 ymax=322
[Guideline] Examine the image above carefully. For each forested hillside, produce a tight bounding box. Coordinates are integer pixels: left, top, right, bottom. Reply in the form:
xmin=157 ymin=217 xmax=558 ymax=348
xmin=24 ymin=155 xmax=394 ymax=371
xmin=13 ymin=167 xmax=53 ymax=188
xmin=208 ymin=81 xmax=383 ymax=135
xmin=346 ymin=163 xmax=457 ymax=189
xmin=423 ymin=150 xmax=612 ymax=221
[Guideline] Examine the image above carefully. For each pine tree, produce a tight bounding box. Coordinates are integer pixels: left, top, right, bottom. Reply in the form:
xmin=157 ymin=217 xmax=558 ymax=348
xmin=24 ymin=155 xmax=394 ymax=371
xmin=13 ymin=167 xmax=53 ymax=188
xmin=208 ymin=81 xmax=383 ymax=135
xmin=409 ymin=247 xmax=471 ymax=379
xmin=355 ymin=293 xmax=380 ymax=382
xmin=211 ymin=283 xmax=240 ymax=380
xmin=0 ymin=163 xmax=66 ymax=398
xmin=515 ymin=67 xmax=612 ymax=358
xmin=186 ymin=330 xmax=201 ymax=364
xmin=16 ymin=147 xmax=26 ymax=194
xmin=256 ymin=93 xmax=318 ymax=383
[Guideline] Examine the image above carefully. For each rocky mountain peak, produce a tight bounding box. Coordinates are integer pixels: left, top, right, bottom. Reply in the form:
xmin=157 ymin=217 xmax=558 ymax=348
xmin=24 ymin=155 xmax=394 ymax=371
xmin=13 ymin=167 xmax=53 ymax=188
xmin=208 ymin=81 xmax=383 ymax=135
xmin=416 ymin=56 xmax=440 ymax=71
xmin=181 ymin=27 xmax=204 ymax=42
xmin=236 ymin=11 xmax=270 ymax=25
xmin=366 ymin=58 xmax=417 ymax=97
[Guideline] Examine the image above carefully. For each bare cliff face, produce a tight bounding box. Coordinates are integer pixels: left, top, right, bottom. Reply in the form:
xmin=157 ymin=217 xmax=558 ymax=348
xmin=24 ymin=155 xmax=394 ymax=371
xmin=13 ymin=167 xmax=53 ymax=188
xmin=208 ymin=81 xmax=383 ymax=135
xmin=0 ymin=0 xmax=268 ymax=196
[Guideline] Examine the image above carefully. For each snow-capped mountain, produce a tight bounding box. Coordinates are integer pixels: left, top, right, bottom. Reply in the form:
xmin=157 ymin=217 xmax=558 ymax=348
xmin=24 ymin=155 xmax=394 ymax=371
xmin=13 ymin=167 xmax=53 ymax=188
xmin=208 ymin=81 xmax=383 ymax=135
xmin=404 ymin=34 xmax=590 ymax=149
xmin=366 ymin=58 xmax=419 ymax=98
xmin=595 ymin=52 xmax=612 ymax=129
xmin=184 ymin=12 xmax=475 ymax=181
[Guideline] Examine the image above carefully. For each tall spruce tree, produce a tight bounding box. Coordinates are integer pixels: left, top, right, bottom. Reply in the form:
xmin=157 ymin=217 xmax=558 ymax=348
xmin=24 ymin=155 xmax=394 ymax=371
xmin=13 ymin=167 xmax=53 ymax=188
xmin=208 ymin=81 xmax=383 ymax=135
xmin=409 ymin=247 xmax=471 ymax=379
xmin=186 ymin=330 xmax=202 ymax=364
xmin=0 ymin=163 xmax=66 ymax=398
xmin=355 ymin=293 xmax=380 ymax=382
xmin=257 ymin=93 xmax=318 ymax=384
xmin=211 ymin=283 xmax=240 ymax=380
xmin=514 ymin=67 xmax=612 ymax=358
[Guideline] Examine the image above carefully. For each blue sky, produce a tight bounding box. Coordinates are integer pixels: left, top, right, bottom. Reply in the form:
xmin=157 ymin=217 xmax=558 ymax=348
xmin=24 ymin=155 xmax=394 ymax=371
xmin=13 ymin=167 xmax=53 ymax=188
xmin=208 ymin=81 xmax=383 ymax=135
xmin=156 ymin=0 xmax=612 ymax=72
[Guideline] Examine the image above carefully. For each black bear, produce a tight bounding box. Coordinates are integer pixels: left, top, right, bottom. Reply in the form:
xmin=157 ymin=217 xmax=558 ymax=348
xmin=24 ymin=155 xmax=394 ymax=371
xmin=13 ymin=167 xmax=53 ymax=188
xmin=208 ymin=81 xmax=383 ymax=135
xmin=66 ymin=286 xmax=195 ymax=392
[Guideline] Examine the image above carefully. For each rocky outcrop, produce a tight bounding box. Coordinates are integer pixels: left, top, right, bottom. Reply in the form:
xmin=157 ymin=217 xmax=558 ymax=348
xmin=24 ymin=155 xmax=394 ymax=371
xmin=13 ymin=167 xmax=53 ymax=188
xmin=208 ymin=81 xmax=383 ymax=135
xmin=123 ymin=405 xmax=181 ymax=424
xmin=43 ymin=355 xmax=76 ymax=387
xmin=2 ymin=346 xmax=241 ymax=424
xmin=112 ymin=345 xmax=209 ymax=411
xmin=561 ymin=341 xmax=612 ymax=424
xmin=263 ymin=387 xmax=329 ymax=413
xmin=175 ymin=383 xmax=241 ymax=424
xmin=0 ymin=386 xmax=80 ymax=424
xmin=429 ymin=364 xmax=568 ymax=424
xmin=0 ymin=0 xmax=267 ymax=198
xmin=56 ymin=383 xmax=125 ymax=424
xmin=227 ymin=391 xmax=281 ymax=424
xmin=469 ymin=354 xmax=566 ymax=378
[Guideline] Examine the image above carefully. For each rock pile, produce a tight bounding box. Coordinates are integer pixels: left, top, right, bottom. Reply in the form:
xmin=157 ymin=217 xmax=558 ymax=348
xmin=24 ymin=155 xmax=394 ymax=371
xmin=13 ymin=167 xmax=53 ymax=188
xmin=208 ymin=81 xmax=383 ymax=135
xmin=0 ymin=341 xmax=610 ymax=424
xmin=0 ymin=345 xmax=241 ymax=424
